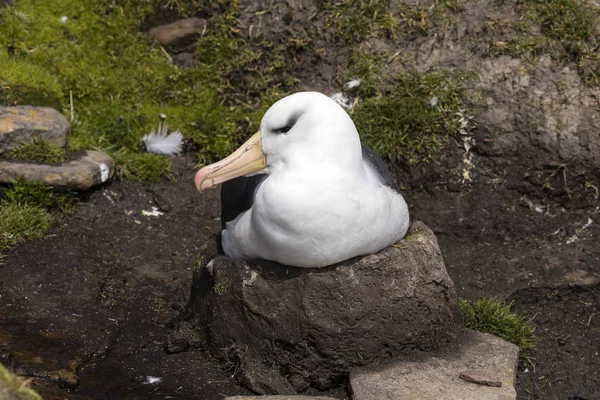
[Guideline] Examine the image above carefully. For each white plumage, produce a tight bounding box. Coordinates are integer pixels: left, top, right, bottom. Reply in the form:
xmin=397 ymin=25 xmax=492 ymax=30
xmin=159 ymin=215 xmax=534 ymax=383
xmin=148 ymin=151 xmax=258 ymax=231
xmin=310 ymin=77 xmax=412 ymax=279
xmin=197 ymin=92 xmax=410 ymax=268
xmin=142 ymin=122 xmax=183 ymax=155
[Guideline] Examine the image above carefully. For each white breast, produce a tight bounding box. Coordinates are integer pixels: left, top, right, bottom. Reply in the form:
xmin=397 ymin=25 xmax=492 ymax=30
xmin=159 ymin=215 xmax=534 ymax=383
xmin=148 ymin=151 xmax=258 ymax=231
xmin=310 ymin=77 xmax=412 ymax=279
xmin=222 ymin=164 xmax=409 ymax=268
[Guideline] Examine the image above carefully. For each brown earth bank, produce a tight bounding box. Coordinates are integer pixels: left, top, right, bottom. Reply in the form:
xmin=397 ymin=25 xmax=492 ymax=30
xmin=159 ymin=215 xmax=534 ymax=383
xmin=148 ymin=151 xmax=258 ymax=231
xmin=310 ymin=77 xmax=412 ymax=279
xmin=2 ymin=0 xmax=600 ymax=398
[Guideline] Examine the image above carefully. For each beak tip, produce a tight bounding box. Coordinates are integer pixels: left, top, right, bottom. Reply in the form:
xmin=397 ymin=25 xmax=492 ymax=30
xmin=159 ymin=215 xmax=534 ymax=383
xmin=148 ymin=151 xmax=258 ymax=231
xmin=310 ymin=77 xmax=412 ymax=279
xmin=194 ymin=168 xmax=210 ymax=192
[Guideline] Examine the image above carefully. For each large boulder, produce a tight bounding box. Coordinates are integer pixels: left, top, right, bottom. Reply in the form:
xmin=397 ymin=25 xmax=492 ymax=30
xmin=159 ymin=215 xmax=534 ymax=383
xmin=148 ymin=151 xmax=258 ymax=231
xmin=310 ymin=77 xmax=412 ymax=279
xmin=185 ymin=221 xmax=462 ymax=394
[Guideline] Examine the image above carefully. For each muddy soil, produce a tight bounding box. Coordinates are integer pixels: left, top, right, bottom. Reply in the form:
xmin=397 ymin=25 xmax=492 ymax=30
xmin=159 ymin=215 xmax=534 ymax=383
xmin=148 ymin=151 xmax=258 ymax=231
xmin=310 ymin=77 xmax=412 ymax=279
xmin=1 ymin=149 xmax=598 ymax=399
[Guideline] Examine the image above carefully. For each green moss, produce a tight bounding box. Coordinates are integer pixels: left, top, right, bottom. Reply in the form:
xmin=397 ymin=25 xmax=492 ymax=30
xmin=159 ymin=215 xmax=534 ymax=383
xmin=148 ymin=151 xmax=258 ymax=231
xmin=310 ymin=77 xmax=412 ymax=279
xmin=461 ymin=298 xmax=536 ymax=353
xmin=346 ymin=50 xmax=381 ymax=98
xmin=0 ymin=363 xmax=41 ymax=400
xmin=5 ymin=178 xmax=77 ymax=213
xmin=114 ymin=151 xmax=173 ymax=183
xmin=214 ymin=279 xmax=229 ymax=295
xmin=0 ymin=202 xmax=51 ymax=250
xmin=0 ymin=0 xmax=297 ymax=181
xmin=10 ymin=138 xmax=66 ymax=164
xmin=0 ymin=58 xmax=64 ymax=108
xmin=352 ymin=71 xmax=472 ymax=164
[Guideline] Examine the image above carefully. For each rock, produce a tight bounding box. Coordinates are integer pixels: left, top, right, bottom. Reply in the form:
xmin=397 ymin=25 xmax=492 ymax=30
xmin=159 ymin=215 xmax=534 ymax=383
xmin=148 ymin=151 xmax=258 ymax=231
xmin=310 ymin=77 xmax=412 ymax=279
xmin=149 ymin=18 xmax=206 ymax=47
xmin=172 ymin=52 xmax=195 ymax=69
xmin=0 ymin=150 xmax=115 ymax=189
xmin=459 ymin=369 xmax=503 ymax=387
xmin=350 ymin=331 xmax=519 ymax=400
xmin=224 ymin=397 xmax=339 ymax=400
xmin=186 ymin=222 xmax=461 ymax=393
xmin=0 ymin=106 xmax=69 ymax=154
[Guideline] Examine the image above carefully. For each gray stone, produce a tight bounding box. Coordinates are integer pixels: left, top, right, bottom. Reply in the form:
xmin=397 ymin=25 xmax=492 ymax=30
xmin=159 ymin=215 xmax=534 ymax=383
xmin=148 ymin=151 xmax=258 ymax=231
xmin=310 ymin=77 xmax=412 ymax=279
xmin=460 ymin=369 xmax=503 ymax=387
xmin=149 ymin=18 xmax=206 ymax=46
xmin=225 ymin=397 xmax=339 ymax=400
xmin=0 ymin=106 xmax=69 ymax=154
xmin=0 ymin=150 xmax=115 ymax=189
xmin=350 ymin=331 xmax=519 ymax=400
xmin=186 ymin=222 xmax=461 ymax=393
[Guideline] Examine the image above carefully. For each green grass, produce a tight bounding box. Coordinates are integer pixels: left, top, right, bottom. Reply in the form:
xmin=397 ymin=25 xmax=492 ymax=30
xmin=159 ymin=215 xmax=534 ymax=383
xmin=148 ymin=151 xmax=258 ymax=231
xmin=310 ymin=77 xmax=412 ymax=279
xmin=317 ymin=0 xmax=399 ymax=42
xmin=4 ymin=178 xmax=77 ymax=213
xmin=0 ymin=363 xmax=41 ymax=400
xmin=0 ymin=0 xmax=273 ymax=182
xmin=10 ymin=138 xmax=66 ymax=164
xmin=488 ymin=0 xmax=600 ymax=86
xmin=316 ymin=0 xmax=463 ymax=43
xmin=113 ymin=151 xmax=173 ymax=183
xmin=0 ymin=203 xmax=51 ymax=250
xmin=0 ymin=179 xmax=77 ymax=250
xmin=461 ymin=298 xmax=536 ymax=353
xmin=352 ymin=71 xmax=472 ymax=164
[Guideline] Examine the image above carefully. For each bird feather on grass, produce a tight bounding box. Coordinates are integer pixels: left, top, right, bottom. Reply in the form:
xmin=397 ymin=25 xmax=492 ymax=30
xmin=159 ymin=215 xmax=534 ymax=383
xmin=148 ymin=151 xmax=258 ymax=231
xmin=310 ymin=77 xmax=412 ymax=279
xmin=142 ymin=122 xmax=183 ymax=155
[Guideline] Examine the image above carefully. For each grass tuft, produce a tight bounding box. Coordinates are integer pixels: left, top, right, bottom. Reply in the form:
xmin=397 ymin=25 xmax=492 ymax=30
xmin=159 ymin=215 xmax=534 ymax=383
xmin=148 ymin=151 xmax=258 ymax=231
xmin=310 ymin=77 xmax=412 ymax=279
xmin=114 ymin=152 xmax=173 ymax=183
xmin=0 ymin=202 xmax=51 ymax=250
xmin=5 ymin=178 xmax=77 ymax=213
xmin=486 ymin=0 xmax=600 ymax=86
xmin=0 ymin=363 xmax=41 ymax=400
xmin=461 ymin=297 xmax=536 ymax=353
xmin=352 ymin=71 xmax=472 ymax=164
xmin=10 ymin=138 xmax=66 ymax=164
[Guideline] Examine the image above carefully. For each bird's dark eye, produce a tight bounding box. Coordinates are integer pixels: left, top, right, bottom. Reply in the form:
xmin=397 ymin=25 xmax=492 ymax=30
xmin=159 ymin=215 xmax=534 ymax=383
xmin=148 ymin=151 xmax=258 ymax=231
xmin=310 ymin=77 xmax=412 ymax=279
xmin=273 ymin=125 xmax=292 ymax=134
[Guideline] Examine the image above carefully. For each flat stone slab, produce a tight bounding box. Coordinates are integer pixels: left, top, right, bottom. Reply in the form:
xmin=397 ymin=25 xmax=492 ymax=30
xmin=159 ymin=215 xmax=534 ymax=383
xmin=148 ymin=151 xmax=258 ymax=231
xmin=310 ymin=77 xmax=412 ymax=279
xmin=225 ymin=397 xmax=339 ymax=400
xmin=350 ymin=331 xmax=519 ymax=400
xmin=0 ymin=150 xmax=114 ymax=189
xmin=0 ymin=106 xmax=69 ymax=154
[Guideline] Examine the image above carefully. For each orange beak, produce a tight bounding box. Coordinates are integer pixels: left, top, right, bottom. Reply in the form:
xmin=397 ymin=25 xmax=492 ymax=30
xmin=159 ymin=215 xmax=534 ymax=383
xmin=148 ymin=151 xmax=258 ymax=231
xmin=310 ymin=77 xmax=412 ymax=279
xmin=194 ymin=131 xmax=267 ymax=191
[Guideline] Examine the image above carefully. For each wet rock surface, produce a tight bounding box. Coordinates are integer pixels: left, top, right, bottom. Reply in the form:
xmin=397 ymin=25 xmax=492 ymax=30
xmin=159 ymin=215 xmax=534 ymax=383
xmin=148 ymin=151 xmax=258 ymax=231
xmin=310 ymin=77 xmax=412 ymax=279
xmin=0 ymin=150 xmax=115 ymax=189
xmin=185 ymin=221 xmax=462 ymax=393
xmin=350 ymin=331 xmax=518 ymax=400
xmin=0 ymin=106 xmax=69 ymax=154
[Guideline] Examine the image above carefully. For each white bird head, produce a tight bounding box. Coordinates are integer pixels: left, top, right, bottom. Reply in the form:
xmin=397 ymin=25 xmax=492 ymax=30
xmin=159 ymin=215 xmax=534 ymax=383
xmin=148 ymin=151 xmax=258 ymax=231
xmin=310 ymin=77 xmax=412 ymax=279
xmin=195 ymin=92 xmax=362 ymax=191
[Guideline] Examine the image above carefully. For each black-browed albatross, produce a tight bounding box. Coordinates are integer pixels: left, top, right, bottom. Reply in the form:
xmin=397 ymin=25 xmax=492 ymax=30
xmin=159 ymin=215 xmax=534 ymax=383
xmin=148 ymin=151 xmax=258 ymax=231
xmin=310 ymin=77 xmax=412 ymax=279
xmin=194 ymin=92 xmax=409 ymax=268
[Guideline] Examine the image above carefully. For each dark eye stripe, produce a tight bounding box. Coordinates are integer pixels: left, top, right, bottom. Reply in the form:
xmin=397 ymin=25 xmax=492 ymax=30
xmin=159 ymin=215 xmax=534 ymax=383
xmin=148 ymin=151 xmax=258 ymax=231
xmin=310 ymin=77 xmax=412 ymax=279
xmin=273 ymin=125 xmax=292 ymax=134
xmin=272 ymin=111 xmax=302 ymax=135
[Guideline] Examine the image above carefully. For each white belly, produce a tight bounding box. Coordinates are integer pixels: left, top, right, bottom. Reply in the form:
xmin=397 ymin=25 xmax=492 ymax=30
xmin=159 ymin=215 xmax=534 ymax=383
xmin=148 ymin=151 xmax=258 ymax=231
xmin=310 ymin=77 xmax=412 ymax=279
xmin=223 ymin=171 xmax=409 ymax=268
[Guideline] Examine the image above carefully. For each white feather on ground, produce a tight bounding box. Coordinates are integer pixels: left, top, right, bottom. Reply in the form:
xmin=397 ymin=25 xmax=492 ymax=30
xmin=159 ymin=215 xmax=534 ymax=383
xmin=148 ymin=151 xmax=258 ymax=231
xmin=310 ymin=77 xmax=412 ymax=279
xmin=142 ymin=122 xmax=183 ymax=155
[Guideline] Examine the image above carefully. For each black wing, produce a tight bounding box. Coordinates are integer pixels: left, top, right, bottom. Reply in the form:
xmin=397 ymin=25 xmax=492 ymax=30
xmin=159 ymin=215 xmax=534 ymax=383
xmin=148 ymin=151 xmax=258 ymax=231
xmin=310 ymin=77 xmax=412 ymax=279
xmin=220 ymin=174 xmax=267 ymax=229
xmin=219 ymin=143 xmax=398 ymax=228
xmin=361 ymin=142 xmax=399 ymax=192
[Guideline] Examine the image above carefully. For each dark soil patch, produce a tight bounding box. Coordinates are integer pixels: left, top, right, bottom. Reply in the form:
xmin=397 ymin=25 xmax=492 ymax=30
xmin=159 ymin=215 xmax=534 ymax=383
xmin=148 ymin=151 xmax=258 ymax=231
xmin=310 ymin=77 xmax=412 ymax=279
xmin=511 ymin=285 xmax=600 ymax=400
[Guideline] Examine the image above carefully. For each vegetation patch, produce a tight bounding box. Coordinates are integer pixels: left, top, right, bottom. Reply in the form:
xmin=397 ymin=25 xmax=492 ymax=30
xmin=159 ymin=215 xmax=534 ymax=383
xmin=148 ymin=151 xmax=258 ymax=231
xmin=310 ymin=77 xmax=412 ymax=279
xmin=0 ymin=0 xmax=276 ymax=182
xmin=4 ymin=178 xmax=77 ymax=213
xmin=113 ymin=151 xmax=173 ymax=183
xmin=486 ymin=0 xmax=600 ymax=85
xmin=461 ymin=297 xmax=536 ymax=353
xmin=316 ymin=0 xmax=464 ymax=42
xmin=10 ymin=138 xmax=66 ymax=164
xmin=0 ymin=179 xmax=77 ymax=250
xmin=0 ymin=202 xmax=51 ymax=250
xmin=0 ymin=363 xmax=41 ymax=400
xmin=352 ymin=71 xmax=472 ymax=164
